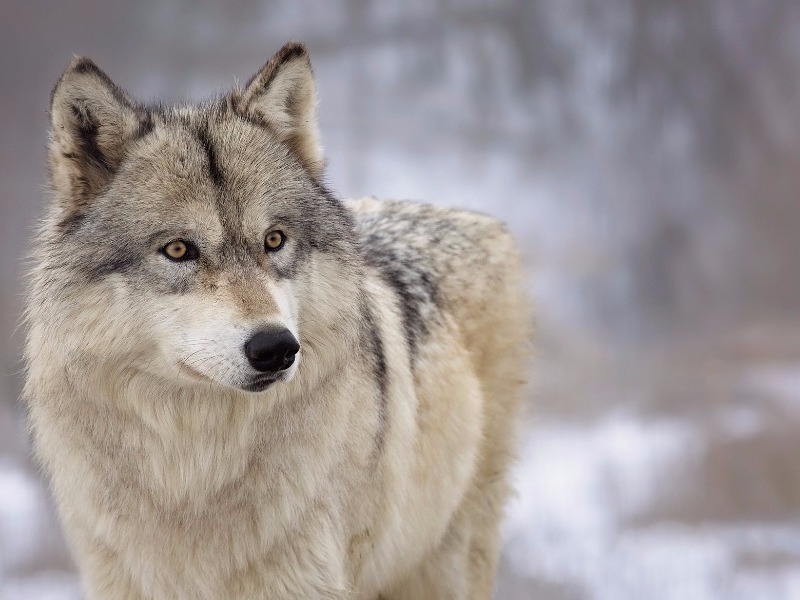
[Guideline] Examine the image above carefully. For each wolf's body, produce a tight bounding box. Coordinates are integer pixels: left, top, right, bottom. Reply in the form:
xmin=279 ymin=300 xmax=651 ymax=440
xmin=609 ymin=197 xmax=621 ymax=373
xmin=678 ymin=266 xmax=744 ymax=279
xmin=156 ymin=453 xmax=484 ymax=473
xmin=24 ymin=43 xmax=530 ymax=599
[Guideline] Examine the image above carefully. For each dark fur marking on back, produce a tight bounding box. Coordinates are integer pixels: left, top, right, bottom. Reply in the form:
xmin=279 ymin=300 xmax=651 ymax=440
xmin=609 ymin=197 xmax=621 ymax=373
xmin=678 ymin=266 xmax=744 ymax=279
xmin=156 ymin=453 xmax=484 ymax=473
xmin=359 ymin=229 xmax=440 ymax=363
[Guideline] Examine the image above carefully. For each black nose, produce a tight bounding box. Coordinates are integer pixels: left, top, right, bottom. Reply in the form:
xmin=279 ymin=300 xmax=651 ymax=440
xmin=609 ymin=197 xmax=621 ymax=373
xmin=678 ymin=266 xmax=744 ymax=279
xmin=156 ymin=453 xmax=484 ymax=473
xmin=244 ymin=328 xmax=300 ymax=373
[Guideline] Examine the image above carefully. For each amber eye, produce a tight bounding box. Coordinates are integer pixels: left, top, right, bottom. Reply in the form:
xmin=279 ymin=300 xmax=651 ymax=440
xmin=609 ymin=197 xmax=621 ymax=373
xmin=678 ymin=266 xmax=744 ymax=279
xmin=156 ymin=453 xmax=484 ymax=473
xmin=161 ymin=239 xmax=198 ymax=262
xmin=264 ymin=230 xmax=286 ymax=252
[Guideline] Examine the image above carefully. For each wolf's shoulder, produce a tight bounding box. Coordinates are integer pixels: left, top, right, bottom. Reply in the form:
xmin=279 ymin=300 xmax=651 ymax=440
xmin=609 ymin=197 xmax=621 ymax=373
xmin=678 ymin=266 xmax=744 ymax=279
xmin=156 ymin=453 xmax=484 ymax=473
xmin=346 ymin=196 xmax=514 ymax=261
xmin=345 ymin=197 xmax=525 ymax=352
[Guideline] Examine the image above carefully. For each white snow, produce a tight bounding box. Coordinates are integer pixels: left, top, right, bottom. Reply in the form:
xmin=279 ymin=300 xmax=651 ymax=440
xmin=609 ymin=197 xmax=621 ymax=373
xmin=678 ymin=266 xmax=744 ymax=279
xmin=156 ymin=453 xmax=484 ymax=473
xmin=0 ymin=460 xmax=49 ymax=573
xmin=500 ymin=414 xmax=800 ymax=599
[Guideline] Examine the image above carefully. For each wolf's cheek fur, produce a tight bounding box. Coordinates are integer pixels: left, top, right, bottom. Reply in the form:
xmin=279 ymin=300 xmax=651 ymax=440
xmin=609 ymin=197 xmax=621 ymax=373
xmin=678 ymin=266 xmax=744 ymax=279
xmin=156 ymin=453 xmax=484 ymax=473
xmin=53 ymin=249 xmax=304 ymax=391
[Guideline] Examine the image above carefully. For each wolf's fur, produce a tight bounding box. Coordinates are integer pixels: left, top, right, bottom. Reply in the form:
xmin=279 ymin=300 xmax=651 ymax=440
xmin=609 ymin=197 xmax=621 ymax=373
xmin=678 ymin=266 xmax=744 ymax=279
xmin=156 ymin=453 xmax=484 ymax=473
xmin=24 ymin=42 xmax=531 ymax=599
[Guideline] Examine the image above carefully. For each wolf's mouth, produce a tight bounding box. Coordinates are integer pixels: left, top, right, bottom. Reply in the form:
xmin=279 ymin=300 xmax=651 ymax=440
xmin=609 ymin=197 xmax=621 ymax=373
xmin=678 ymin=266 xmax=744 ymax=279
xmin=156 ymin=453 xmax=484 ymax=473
xmin=241 ymin=375 xmax=279 ymax=393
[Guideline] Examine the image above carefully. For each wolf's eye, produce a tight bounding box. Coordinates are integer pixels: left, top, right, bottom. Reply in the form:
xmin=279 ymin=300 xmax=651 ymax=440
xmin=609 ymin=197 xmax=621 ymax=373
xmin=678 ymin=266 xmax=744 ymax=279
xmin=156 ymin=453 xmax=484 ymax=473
xmin=264 ymin=230 xmax=286 ymax=252
xmin=161 ymin=240 xmax=198 ymax=262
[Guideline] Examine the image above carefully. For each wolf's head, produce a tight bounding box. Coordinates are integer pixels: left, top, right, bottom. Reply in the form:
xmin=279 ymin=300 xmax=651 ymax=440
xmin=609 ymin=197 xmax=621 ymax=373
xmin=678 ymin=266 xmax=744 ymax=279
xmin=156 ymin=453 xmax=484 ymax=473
xmin=35 ymin=43 xmax=362 ymax=395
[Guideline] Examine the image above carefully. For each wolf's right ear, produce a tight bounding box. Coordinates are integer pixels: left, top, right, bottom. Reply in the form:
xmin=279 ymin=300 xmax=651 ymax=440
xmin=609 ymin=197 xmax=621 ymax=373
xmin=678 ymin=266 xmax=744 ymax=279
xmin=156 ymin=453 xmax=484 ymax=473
xmin=231 ymin=42 xmax=324 ymax=179
xmin=49 ymin=58 xmax=148 ymax=217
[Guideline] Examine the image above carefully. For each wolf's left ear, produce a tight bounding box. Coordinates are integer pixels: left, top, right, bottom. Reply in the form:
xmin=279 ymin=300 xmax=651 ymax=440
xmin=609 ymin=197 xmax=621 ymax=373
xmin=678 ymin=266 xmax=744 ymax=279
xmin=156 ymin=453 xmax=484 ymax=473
xmin=232 ymin=42 xmax=324 ymax=178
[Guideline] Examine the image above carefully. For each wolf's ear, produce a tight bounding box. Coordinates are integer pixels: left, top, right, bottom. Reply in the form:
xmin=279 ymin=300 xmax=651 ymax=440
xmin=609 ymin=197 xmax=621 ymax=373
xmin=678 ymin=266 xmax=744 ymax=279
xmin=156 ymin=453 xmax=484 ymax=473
xmin=232 ymin=42 xmax=324 ymax=178
xmin=49 ymin=57 xmax=146 ymax=214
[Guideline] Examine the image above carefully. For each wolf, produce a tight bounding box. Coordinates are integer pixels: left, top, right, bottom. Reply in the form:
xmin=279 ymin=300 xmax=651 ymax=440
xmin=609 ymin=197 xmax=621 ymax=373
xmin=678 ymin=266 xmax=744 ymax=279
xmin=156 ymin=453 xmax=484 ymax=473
xmin=23 ymin=41 xmax=531 ymax=599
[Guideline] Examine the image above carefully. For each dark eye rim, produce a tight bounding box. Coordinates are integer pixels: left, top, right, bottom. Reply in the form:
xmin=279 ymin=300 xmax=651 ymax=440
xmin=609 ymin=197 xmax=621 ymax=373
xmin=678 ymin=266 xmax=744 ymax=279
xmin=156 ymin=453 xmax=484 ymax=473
xmin=264 ymin=230 xmax=286 ymax=252
xmin=160 ymin=239 xmax=200 ymax=262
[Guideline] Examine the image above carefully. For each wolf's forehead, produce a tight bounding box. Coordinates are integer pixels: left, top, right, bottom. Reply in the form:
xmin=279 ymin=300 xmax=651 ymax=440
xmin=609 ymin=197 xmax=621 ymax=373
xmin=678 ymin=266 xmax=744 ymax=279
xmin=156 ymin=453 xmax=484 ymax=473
xmin=137 ymin=110 xmax=294 ymax=194
xmin=117 ymin=114 xmax=298 ymax=236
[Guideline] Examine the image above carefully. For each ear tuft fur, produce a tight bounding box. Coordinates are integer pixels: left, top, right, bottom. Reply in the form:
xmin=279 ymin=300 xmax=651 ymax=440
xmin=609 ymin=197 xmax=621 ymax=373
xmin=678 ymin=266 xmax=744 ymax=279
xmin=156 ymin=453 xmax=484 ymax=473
xmin=232 ymin=42 xmax=324 ymax=178
xmin=49 ymin=57 xmax=146 ymax=218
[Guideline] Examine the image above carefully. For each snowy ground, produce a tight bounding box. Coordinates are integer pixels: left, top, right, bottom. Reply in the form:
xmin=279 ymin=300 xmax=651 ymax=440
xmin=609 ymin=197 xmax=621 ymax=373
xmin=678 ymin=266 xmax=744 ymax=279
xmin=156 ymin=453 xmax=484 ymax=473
xmin=494 ymin=322 xmax=800 ymax=599
xmin=500 ymin=417 xmax=800 ymax=599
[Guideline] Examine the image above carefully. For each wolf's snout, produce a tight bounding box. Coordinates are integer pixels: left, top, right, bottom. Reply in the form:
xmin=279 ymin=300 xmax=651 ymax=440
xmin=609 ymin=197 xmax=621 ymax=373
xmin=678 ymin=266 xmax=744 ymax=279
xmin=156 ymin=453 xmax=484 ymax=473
xmin=244 ymin=328 xmax=300 ymax=373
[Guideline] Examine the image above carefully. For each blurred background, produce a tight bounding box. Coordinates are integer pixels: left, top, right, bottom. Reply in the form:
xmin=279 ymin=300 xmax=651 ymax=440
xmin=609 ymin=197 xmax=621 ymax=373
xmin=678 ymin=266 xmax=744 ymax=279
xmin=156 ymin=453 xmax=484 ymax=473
xmin=1 ymin=1 xmax=800 ymax=598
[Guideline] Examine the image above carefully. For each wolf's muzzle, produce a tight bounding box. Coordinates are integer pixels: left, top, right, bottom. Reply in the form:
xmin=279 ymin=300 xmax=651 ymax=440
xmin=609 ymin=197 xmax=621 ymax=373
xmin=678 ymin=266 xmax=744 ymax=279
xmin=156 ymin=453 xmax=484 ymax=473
xmin=244 ymin=328 xmax=300 ymax=373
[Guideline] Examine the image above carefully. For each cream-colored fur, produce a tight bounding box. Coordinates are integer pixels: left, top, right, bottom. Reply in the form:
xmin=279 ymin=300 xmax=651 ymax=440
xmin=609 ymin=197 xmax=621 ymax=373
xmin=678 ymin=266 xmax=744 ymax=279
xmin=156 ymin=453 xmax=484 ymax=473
xmin=24 ymin=42 xmax=532 ymax=600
